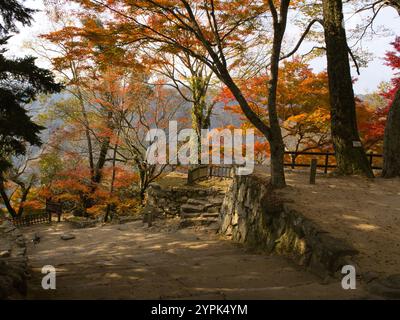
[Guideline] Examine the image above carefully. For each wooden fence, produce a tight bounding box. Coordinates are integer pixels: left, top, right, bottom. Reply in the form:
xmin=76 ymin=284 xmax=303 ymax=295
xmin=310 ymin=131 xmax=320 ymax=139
xmin=284 ymin=151 xmax=383 ymax=173
xmin=12 ymin=212 xmax=51 ymax=227
xmin=12 ymin=200 xmax=63 ymax=227
xmin=188 ymin=165 xmax=234 ymax=184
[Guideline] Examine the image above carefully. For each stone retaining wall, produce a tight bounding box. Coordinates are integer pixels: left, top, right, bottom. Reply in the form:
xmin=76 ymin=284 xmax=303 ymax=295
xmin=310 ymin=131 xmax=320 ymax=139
xmin=0 ymin=220 xmax=28 ymax=299
xmin=219 ymin=174 xmax=359 ymax=278
xmin=147 ymin=183 xmax=225 ymax=217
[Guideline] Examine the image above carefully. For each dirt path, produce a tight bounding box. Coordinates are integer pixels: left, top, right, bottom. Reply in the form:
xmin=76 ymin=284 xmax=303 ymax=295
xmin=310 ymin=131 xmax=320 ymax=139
xmin=23 ymin=221 xmax=370 ymax=300
xmin=277 ymin=172 xmax=400 ymax=276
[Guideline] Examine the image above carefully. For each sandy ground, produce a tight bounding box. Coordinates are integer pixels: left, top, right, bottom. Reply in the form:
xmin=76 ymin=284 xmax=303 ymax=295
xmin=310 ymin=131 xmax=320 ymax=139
xmin=23 ymin=220 xmax=370 ymax=300
xmin=273 ymin=170 xmax=400 ymax=277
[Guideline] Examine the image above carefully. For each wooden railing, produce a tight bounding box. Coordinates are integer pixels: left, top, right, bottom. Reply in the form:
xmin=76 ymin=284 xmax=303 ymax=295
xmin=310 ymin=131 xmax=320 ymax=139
xmin=284 ymin=151 xmax=383 ymax=173
xmin=188 ymin=165 xmax=234 ymax=184
xmin=12 ymin=212 xmax=51 ymax=227
xmin=12 ymin=200 xmax=63 ymax=227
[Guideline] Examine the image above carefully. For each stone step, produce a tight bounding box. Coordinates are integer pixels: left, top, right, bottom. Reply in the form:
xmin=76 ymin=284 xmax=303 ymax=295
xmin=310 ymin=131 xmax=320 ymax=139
xmin=181 ymin=211 xmax=219 ymax=219
xmin=179 ymin=217 xmax=219 ymax=229
xmin=207 ymin=197 xmax=224 ymax=206
xmin=181 ymin=212 xmax=202 ymax=219
xmin=181 ymin=204 xmax=206 ymax=214
xmin=206 ymin=206 xmax=221 ymax=214
xmin=187 ymin=199 xmax=213 ymax=207
xmin=201 ymin=212 xmax=219 ymax=218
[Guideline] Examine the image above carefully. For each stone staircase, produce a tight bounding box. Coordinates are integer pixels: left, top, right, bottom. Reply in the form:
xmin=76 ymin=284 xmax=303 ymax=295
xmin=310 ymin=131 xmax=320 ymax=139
xmin=179 ymin=195 xmax=224 ymax=228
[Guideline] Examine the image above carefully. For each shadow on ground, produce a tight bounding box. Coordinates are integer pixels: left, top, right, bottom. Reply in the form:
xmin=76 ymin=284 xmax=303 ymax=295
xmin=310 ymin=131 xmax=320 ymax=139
xmin=23 ymin=221 xmax=370 ymax=300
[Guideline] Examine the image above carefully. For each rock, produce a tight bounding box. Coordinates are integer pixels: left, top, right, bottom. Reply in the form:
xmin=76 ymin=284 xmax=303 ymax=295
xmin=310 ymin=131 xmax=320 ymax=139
xmin=0 ymin=250 xmax=11 ymax=258
xmin=61 ymin=234 xmax=76 ymax=241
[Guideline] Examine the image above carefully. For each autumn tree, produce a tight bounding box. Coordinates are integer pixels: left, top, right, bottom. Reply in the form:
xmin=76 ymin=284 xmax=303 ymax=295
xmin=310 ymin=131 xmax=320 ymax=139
xmin=219 ymin=58 xmax=331 ymax=155
xmin=144 ymin=50 xmax=216 ymax=163
xmin=114 ymin=78 xmax=185 ymax=201
xmin=72 ymin=0 xmax=293 ymax=187
xmin=0 ymin=150 xmax=41 ymax=218
xmin=382 ymin=36 xmax=400 ymax=178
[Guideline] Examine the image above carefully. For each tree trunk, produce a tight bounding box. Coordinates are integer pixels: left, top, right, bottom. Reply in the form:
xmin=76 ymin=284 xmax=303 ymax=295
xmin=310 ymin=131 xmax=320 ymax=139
xmin=269 ymin=136 xmax=286 ymax=187
xmin=265 ymin=0 xmax=290 ymax=188
xmin=204 ymin=0 xmax=289 ymax=188
xmin=0 ymin=179 xmax=17 ymax=218
xmin=322 ymin=0 xmax=374 ymax=178
xmin=382 ymin=88 xmax=400 ymax=178
xmin=190 ymin=75 xmax=212 ymax=164
xmin=16 ymin=184 xmax=32 ymax=217
xmin=93 ymin=110 xmax=113 ymax=184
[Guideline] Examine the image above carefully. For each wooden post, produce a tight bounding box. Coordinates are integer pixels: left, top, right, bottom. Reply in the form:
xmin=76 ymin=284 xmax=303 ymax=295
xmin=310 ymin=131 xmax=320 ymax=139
xmin=291 ymin=154 xmax=296 ymax=169
xmin=310 ymin=158 xmax=318 ymax=184
xmin=324 ymin=154 xmax=329 ymax=174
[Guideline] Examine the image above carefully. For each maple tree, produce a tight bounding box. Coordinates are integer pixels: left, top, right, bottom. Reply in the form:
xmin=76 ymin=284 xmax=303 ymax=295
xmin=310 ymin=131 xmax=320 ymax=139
xmin=218 ymin=58 xmax=332 ymax=156
xmin=29 ymin=5 xmax=186 ymax=218
xmin=71 ymin=0 xmax=292 ymax=187
xmin=382 ymin=36 xmax=400 ymax=177
xmin=143 ymin=50 xmax=217 ymax=162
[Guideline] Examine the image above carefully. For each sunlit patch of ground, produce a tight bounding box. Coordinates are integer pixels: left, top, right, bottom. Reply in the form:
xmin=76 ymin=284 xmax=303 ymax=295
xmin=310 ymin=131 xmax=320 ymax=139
xmin=22 ymin=220 xmax=369 ymax=300
xmin=268 ymin=168 xmax=400 ymax=277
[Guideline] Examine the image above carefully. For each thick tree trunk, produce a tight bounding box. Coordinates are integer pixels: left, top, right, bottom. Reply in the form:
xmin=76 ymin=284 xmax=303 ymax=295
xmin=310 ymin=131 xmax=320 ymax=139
xmin=382 ymin=89 xmax=400 ymax=178
xmin=265 ymin=0 xmax=290 ymax=188
xmin=322 ymin=0 xmax=374 ymax=178
xmin=0 ymin=179 xmax=17 ymax=218
xmin=269 ymin=136 xmax=286 ymax=187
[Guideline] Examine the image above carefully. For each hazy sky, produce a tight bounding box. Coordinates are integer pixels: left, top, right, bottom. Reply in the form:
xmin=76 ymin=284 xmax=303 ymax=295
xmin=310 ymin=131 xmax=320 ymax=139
xmin=7 ymin=0 xmax=400 ymax=94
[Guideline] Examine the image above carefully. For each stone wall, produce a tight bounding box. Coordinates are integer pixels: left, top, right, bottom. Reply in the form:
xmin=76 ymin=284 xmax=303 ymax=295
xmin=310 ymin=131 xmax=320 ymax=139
xmin=219 ymin=174 xmax=358 ymax=278
xmin=147 ymin=183 xmax=225 ymax=217
xmin=0 ymin=220 xmax=28 ymax=299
